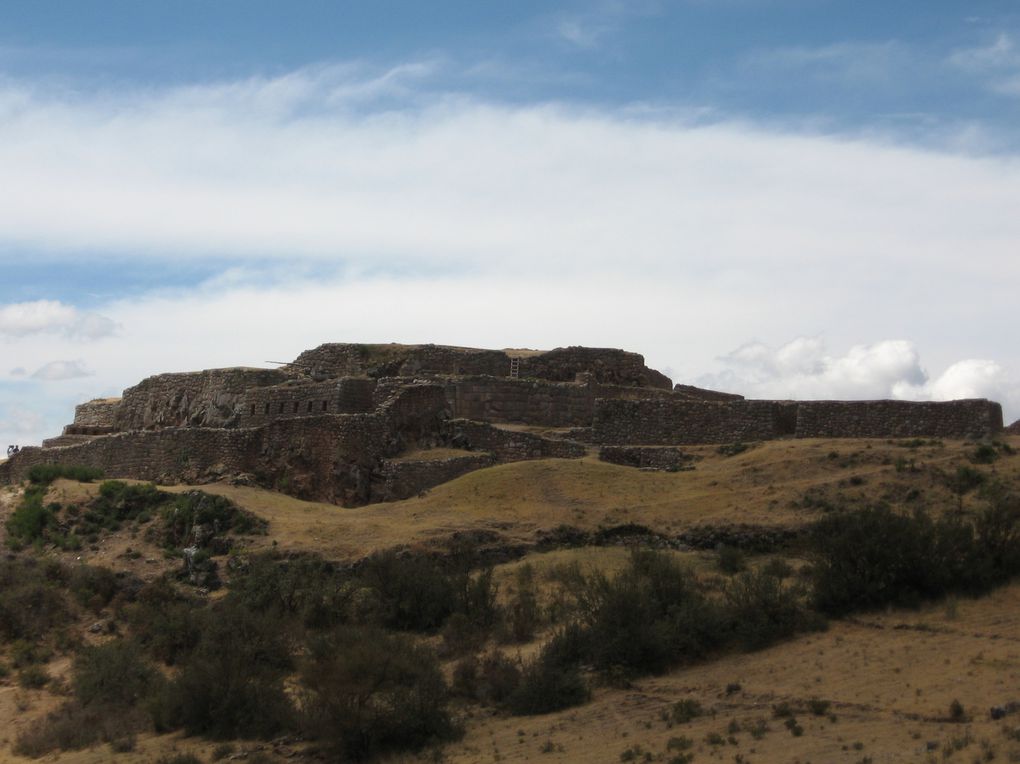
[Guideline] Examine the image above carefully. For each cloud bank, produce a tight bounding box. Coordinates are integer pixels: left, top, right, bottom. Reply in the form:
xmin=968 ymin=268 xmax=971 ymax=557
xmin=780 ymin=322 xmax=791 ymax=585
xmin=1 ymin=64 xmax=1019 ymax=445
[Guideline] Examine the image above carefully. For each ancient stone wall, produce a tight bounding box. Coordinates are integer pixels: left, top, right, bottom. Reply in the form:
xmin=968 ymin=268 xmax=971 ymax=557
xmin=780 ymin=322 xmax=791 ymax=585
xmin=239 ymin=377 xmax=377 ymax=426
xmin=593 ymin=399 xmax=792 ymax=445
xmin=289 ymin=343 xmax=510 ymax=380
xmin=448 ymin=376 xmax=594 ymax=427
xmin=443 ymin=419 xmax=586 ymax=462
xmin=374 ymin=453 xmax=495 ymax=502
xmin=673 ymin=384 xmax=745 ymax=402
xmin=599 ymin=446 xmax=694 ymax=471
xmin=593 ymin=397 xmax=1003 ymax=445
xmin=71 ymin=399 xmax=123 ymax=429
xmin=4 ymin=428 xmax=261 ymax=485
xmin=442 ymin=376 xmax=679 ymax=428
xmin=117 ymin=368 xmax=289 ymax=430
xmin=519 ymin=347 xmax=672 ymax=389
xmin=289 ymin=343 xmax=673 ymax=389
xmin=793 ymin=399 xmax=1003 ymax=440
xmin=1007 ymin=419 xmax=1020 ymax=435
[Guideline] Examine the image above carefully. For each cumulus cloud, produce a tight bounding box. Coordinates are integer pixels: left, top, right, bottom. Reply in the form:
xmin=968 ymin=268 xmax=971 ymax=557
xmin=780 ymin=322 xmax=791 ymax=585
xmin=702 ymin=338 xmax=929 ymax=401
xmin=696 ymin=337 xmax=1020 ymax=418
xmin=30 ymin=359 xmax=94 ymax=381
xmin=0 ymin=300 xmax=116 ymax=339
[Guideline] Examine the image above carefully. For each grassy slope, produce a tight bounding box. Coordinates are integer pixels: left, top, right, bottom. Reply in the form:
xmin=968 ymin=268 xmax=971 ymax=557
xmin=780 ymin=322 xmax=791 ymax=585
xmin=0 ymin=435 xmax=1018 ymax=763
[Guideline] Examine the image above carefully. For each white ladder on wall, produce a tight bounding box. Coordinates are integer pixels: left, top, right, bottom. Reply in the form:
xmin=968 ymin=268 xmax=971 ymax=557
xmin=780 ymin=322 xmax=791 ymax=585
xmin=509 ymin=357 xmax=520 ymax=379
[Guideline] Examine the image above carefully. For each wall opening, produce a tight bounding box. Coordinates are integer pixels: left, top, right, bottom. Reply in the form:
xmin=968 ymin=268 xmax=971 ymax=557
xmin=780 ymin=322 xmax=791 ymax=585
xmin=264 ymin=402 xmax=270 ymax=414
xmin=322 ymin=400 xmax=328 ymax=412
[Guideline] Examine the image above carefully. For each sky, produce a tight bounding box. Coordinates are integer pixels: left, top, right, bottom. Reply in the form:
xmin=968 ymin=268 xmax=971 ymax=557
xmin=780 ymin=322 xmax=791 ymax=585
xmin=3 ymin=0 xmax=1020 ymax=447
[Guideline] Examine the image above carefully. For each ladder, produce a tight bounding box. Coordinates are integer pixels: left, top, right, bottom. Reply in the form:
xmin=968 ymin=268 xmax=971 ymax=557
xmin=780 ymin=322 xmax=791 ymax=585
xmin=509 ymin=357 xmax=520 ymax=379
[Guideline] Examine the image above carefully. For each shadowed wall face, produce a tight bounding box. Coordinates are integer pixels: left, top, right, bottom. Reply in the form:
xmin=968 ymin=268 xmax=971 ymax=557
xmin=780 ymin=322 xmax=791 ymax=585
xmin=593 ymin=398 xmax=1003 ymax=445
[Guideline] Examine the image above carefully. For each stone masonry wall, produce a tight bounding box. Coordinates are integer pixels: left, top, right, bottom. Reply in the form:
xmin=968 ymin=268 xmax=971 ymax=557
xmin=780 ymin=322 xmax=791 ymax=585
xmin=3 ymin=428 xmax=261 ymax=485
xmin=518 ymin=346 xmax=672 ymax=389
xmin=594 ymin=399 xmax=793 ymax=445
xmin=794 ymin=399 xmax=1003 ymax=440
xmin=673 ymin=384 xmax=745 ymax=402
xmin=71 ymin=399 xmax=123 ymax=430
xmin=239 ymin=377 xmax=377 ymax=427
xmin=289 ymin=343 xmax=510 ymax=380
xmin=289 ymin=343 xmax=672 ymax=389
xmin=443 ymin=419 xmax=586 ymax=462
xmin=374 ymin=453 xmax=495 ymax=502
xmin=445 ymin=376 xmax=679 ymax=427
xmin=599 ymin=446 xmax=694 ymax=471
xmin=593 ymin=397 xmax=1003 ymax=445
xmin=117 ymin=368 xmax=289 ymax=431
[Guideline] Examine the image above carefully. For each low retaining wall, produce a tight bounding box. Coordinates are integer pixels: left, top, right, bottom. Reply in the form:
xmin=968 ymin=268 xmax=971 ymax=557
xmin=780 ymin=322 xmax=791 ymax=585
xmin=599 ymin=446 xmax=694 ymax=471
xmin=374 ymin=453 xmax=495 ymax=502
xmin=443 ymin=419 xmax=586 ymax=462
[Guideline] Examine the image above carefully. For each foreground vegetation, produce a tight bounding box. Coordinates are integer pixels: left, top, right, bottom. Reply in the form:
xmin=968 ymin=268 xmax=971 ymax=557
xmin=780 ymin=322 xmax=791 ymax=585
xmin=1 ymin=453 xmax=1019 ymax=762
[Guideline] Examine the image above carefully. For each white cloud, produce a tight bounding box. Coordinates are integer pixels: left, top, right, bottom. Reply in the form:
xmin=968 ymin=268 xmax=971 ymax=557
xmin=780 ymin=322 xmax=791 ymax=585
xmin=698 ymin=337 xmax=1020 ymax=422
xmin=1 ymin=65 xmax=1020 ymax=438
xmin=31 ymin=359 xmax=94 ymax=381
xmin=0 ymin=300 xmax=116 ymax=339
xmin=948 ymin=33 xmax=1020 ymax=97
xmin=704 ymin=338 xmax=929 ymax=401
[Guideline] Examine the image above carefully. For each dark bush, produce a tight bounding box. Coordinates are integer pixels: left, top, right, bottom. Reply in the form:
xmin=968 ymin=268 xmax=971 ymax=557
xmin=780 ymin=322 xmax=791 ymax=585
xmin=300 ymin=626 xmax=457 ymax=761
xmin=503 ymin=563 xmax=541 ymax=643
xmin=810 ymin=500 xmax=1020 ymax=615
xmin=150 ymin=601 xmax=294 ymax=738
xmin=228 ymin=553 xmax=351 ymax=630
xmin=124 ymin=578 xmax=203 ymax=665
xmin=0 ymin=557 xmax=72 ymax=640
xmin=724 ymin=569 xmax=824 ymax=651
xmin=716 ymin=544 xmax=746 ymax=574
xmin=73 ymin=639 xmax=158 ymax=708
xmin=357 ymin=550 xmax=457 ymax=631
xmin=506 ymin=644 xmax=589 ymax=716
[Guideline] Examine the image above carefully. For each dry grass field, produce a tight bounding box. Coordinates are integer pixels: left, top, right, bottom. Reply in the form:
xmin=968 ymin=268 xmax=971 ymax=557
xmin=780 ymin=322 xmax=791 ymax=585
xmin=0 ymin=435 xmax=1017 ymax=763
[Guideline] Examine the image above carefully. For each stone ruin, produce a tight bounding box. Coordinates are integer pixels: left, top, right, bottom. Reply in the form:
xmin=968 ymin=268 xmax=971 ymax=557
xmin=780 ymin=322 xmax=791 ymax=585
xmin=0 ymin=342 xmax=1005 ymax=506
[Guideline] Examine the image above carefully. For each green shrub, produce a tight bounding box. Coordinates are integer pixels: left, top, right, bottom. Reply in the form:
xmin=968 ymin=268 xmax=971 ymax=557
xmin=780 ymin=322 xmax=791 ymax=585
xmin=810 ymin=500 xmax=1020 ymax=615
xmin=669 ymin=698 xmax=704 ymax=724
xmin=717 ymin=442 xmax=750 ymax=457
xmin=73 ymin=640 xmax=158 ymax=708
xmin=503 ymin=563 xmax=542 ymax=643
xmin=150 ymin=601 xmax=293 ymax=738
xmin=0 ymin=557 xmax=72 ymax=640
xmin=160 ymin=490 xmax=266 ymax=549
xmin=970 ymin=444 xmax=999 ymax=464
xmin=228 ymin=553 xmax=351 ymax=630
xmin=27 ymin=464 xmax=103 ymax=484
xmin=716 ymin=544 xmax=746 ymax=574
xmin=18 ymin=664 xmax=50 ymax=688
xmin=124 ymin=578 xmax=203 ymax=665
xmin=357 ymin=550 xmax=457 ymax=632
xmin=506 ymin=646 xmax=589 ymax=716
xmin=300 ymin=626 xmax=457 ymax=760
xmin=724 ymin=569 xmax=824 ymax=651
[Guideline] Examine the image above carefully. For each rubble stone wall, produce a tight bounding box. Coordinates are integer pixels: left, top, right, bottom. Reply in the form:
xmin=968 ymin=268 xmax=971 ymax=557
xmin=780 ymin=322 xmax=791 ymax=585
xmin=374 ymin=453 xmax=495 ymax=502
xmin=443 ymin=419 xmax=587 ymax=462
xmin=71 ymin=399 xmax=123 ymax=429
xmin=117 ymin=368 xmax=289 ymax=430
xmin=598 ymin=446 xmax=694 ymax=471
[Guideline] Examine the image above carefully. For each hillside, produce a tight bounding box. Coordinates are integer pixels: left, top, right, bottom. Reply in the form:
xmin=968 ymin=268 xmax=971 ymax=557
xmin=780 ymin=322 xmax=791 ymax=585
xmin=0 ymin=435 xmax=1018 ymax=763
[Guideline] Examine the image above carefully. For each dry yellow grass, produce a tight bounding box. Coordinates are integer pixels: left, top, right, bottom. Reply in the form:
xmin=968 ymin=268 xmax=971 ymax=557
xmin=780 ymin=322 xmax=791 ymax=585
xmin=0 ymin=435 xmax=1018 ymax=763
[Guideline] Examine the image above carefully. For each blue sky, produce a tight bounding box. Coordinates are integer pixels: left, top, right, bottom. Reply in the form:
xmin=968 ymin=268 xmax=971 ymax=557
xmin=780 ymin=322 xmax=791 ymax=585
xmin=3 ymin=1 xmax=1020 ymax=446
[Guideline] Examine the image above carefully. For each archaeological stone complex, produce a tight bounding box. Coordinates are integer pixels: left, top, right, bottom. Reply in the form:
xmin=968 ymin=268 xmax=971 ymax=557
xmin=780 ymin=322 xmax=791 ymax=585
xmin=0 ymin=343 xmax=1006 ymax=506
